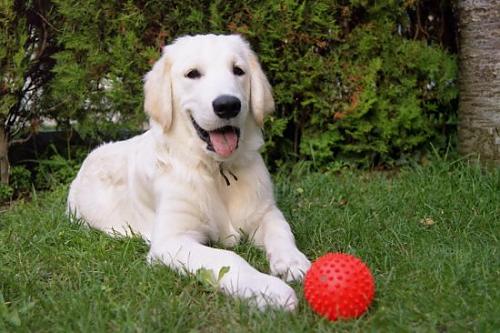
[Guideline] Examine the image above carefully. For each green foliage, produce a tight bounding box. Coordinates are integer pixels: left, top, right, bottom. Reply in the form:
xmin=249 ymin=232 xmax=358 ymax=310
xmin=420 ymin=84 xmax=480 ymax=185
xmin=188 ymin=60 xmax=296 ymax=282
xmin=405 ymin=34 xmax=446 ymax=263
xmin=195 ymin=266 xmax=230 ymax=291
xmin=0 ymin=1 xmax=29 ymax=121
xmin=9 ymin=166 xmax=31 ymax=195
xmin=47 ymin=0 xmax=151 ymax=140
xmin=33 ymin=152 xmax=80 ymax=190
xmin=0 ymin=183 xmax=13 ymax=202
xmin=4 ymin=1 xmax=459 ymax=170
xmin=301 ymin=21 xmax=458 ymax=167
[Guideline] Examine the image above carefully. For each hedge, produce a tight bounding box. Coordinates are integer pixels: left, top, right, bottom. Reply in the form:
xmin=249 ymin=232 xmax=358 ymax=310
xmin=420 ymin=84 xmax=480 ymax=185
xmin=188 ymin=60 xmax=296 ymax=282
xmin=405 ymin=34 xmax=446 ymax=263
xmin=6 ymin=0 xmax=459 ymax=169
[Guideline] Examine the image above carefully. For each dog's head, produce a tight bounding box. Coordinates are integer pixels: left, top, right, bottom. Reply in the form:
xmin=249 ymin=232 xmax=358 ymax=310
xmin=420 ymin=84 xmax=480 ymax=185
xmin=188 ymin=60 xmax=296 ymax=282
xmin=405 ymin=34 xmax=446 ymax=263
xmin=144 ymin=34 xmax=274 ymax=160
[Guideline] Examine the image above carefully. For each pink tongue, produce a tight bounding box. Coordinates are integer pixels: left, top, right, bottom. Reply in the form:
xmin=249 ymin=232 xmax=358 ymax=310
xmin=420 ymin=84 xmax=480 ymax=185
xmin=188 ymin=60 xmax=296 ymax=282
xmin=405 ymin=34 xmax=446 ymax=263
xmin=209 ymin=130 xmax=238 ymax=157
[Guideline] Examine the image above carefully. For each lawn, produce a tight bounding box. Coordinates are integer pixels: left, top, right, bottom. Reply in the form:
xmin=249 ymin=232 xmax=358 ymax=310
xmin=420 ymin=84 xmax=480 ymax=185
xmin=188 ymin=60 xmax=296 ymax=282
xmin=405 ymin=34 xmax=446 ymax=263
xmin=1 ymin=159 xmax=499 ymax=332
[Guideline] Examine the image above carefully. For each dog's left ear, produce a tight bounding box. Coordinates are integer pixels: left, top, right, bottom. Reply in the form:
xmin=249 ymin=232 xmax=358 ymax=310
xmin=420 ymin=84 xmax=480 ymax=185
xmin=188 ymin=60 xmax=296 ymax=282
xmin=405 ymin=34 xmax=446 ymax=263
xmin=248 ymin=50 xmax=275 ymax=128
xmin=144 ymin=48 xmax=173 ymax=131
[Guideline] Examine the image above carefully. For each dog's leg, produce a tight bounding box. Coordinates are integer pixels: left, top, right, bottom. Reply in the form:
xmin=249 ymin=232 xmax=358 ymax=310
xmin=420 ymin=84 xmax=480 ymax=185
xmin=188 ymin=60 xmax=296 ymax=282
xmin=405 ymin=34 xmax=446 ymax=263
xmin=148 ymin=232 xmax=298 ymax=310
xmin=253 ymin=207 xmax=311 ymax=282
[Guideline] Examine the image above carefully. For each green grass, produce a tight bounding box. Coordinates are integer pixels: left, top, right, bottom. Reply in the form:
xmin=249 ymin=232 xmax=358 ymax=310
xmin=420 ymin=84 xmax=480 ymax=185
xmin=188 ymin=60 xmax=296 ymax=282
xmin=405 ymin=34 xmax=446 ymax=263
xmin=1 ymin=160 xmax=499 ymax=332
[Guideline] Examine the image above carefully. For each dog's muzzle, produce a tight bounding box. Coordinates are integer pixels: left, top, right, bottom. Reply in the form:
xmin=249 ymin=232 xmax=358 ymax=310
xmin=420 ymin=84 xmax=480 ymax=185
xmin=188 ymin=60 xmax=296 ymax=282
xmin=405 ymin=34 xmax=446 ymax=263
xmin=191 ymin=117 xmax=240 ymax=158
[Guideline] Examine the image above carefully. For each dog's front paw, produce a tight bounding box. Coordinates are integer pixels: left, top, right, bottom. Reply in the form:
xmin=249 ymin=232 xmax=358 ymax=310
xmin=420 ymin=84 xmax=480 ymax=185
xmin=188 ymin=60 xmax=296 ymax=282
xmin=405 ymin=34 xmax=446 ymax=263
xmin=221 ymin=272 xmax=298 ymax=311
xmin=269 ymin=248 xmax=311 ymax=282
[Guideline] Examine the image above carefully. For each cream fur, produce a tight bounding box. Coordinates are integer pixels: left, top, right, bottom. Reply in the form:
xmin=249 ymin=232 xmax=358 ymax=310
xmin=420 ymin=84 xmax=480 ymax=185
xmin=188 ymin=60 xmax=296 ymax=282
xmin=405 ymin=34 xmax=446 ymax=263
xmin=67 ymin=34 xmax=310 ymax=310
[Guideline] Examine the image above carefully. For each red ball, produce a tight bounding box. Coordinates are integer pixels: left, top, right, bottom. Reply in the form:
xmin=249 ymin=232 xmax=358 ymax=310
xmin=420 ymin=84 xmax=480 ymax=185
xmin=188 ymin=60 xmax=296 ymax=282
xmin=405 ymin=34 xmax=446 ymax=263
xmin=304 ymin=253 xmax=375 ymax=321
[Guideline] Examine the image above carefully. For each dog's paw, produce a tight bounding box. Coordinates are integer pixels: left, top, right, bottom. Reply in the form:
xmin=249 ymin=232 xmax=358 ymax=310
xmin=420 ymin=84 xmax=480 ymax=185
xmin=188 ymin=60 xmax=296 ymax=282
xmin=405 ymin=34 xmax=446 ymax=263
xmin=269 ymin=248 xmax=311 ymax=282
xmin=222 ymin=272 xmax=298 ymax=311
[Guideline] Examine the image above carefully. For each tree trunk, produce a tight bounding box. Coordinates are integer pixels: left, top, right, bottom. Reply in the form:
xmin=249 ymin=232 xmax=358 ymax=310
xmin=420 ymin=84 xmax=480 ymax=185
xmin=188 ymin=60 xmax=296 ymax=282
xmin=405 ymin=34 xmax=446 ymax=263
xmin=0 ymin=125 xmax=10 ymax=185
xmin=457 ymin=0 xmax=500 ymax=165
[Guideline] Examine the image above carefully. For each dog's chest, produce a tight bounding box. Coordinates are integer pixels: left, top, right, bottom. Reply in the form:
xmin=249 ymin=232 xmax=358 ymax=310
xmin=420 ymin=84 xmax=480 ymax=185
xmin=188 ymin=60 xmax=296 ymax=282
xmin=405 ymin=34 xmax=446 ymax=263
xmin=209 ymin=169 xmax=270 ymax=236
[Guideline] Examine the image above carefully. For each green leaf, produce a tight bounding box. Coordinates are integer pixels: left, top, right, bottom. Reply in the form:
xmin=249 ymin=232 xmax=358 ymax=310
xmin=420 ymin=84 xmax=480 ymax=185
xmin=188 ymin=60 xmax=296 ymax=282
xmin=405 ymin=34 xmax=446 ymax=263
xmin=217 ymin=266 xmax=230 ymax=282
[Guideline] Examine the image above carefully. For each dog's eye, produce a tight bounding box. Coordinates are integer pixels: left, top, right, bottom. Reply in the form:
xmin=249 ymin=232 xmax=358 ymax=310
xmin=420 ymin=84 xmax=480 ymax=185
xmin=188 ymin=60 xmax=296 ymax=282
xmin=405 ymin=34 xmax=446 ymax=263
xmin=186 ymin=69 xmax=201 ymax=79
xmin=233 ymin=66 xmax=245 ymax=76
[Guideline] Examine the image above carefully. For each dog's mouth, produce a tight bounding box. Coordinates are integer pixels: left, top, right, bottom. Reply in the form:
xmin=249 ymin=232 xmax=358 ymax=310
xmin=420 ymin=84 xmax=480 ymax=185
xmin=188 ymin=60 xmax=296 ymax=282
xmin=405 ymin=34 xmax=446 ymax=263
xmin=191 ymin=117 xmax=240 ymax=158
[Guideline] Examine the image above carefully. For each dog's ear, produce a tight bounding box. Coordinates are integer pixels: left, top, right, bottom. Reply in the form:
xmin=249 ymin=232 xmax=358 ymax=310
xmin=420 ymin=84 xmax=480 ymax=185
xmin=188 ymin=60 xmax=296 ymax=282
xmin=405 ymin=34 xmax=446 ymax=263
xmin=248 ymin=50 xmax=274 ymax=128
xmin=144 ymin=48 xmax=173 ymax=131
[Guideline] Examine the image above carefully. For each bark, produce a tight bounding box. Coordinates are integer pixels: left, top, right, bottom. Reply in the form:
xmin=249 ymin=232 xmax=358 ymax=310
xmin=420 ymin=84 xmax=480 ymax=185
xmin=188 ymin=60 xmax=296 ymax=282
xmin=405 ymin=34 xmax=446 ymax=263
xmin=457 ymin=0 xmax=500 ymax=165
xmin=0 ymin=125 xmax=9 ymax=185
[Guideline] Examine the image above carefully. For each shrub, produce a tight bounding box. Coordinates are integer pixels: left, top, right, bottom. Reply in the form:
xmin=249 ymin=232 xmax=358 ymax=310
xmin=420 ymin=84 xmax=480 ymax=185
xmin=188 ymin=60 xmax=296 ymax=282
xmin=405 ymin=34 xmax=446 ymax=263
xmin=0 ymin=166 xmax=32 ymax=203
xmin=18 ymin=1 xmax=459 ymax=170
xmin=300 ymin=21 xmax=458 ymax=167
xmin=9 ymin=166 xmax=32 ymax=195
xmin=0 ymin=183 xmax=13 ymax=203
xmin=34 ymin=153 xmax=80 ymax=190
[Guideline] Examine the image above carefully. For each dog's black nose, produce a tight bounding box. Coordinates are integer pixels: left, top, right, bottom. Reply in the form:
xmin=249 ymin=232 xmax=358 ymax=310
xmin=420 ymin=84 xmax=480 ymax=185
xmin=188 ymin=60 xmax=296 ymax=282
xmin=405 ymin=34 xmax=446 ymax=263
xmin=213 ymin=95 xmax=241 ymax=119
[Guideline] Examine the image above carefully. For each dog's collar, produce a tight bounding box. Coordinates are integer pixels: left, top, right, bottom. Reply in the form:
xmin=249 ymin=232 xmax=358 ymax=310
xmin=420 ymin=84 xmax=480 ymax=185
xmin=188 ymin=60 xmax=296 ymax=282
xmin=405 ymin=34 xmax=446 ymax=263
xmin=219 ymin=163 xmax=238 ymax=186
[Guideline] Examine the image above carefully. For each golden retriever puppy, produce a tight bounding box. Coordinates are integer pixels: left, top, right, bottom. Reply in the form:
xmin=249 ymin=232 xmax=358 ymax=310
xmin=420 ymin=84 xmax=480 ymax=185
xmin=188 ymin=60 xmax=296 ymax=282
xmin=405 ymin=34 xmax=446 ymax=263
xmin=68 ymin=34 xmax=310 ymax=310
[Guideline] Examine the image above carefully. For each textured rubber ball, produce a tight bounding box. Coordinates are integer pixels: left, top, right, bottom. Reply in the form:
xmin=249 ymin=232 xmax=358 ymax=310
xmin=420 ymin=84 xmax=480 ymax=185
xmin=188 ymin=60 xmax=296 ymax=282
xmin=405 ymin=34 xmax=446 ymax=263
xmin=304 ymin=253 xmax=375 ymax=321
